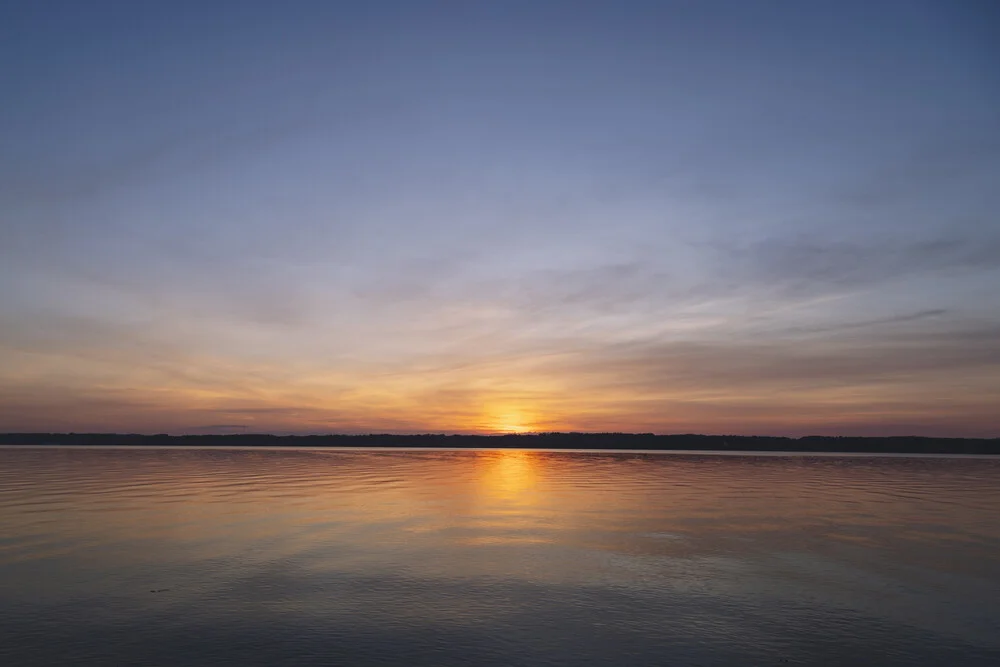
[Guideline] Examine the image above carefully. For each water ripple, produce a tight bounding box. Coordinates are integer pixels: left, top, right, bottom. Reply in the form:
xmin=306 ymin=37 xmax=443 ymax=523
xmin=1 ymin=447 xmax=998 ymax=666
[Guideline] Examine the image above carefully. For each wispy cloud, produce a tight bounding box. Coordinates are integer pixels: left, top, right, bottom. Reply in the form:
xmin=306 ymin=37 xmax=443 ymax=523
xmin=704 ymin=235 xmax=1000 ymax=301
xmin=785 ymin=309 xmax=948 ymax=334
xmin=193 ymin=424 xmax=249 ymax=432
xmin=545 ymin=321 xmax=1000 ymax=396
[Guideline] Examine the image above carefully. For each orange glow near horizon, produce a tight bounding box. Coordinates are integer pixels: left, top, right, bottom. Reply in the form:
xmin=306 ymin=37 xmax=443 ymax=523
xmin=2 ymin=351 xmax=998 ymax=437
xmin=450 ymin=400 xmax=544 ymax=434
xmin=488 ymin=409 xmax=536 ymax=434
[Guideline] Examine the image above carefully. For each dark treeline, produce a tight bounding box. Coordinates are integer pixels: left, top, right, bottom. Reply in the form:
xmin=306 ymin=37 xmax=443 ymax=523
xmin=1 ymin=432 xmax=997 ymax=454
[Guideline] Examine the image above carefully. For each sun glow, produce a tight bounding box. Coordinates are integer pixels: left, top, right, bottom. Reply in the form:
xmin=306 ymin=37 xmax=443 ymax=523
xmin=486 ymin=407 xmax=537 ymax=434
xmin=496 ymin=419 xmax=532 ymax=434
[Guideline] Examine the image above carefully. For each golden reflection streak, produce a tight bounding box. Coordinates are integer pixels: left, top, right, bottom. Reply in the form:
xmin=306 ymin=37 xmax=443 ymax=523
xmin=477 ymin=450 xmax=540 ymax=502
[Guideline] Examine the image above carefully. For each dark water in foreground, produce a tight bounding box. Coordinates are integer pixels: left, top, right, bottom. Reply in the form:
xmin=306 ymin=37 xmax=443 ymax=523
xmin=1 ymin=448 xmax=997 ymax=666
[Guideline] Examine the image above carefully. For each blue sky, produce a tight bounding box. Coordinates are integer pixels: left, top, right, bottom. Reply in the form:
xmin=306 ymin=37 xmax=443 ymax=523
xmin=1 ymin=0 xmax=998 ymax=435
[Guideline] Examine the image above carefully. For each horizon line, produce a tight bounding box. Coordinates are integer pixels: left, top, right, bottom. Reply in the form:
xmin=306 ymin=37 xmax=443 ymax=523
xmin=1 ymin=431 xmax=997 ymax=441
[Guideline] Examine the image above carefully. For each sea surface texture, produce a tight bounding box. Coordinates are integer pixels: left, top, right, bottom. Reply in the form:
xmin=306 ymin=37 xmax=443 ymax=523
xmin=1 ymin=447 xmax=998 ymax=666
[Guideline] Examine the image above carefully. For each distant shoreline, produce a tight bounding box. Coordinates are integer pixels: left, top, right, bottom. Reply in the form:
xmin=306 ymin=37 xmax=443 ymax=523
xmin=1 ymin=433 xmax=997 ymax=455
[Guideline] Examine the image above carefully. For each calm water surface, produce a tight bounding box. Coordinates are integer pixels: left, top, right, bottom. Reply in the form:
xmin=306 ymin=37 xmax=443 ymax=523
xmin=1 ymin=447 xmax=998 ymax=666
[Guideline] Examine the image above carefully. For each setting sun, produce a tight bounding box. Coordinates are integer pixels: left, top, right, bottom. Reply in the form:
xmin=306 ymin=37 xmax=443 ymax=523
xmin=487 ymin=408 xmax=537 ymax=434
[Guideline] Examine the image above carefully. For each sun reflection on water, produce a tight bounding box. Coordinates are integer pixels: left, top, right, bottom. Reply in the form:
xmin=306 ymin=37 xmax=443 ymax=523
xmin=477 ymin=450 xmax=539 ymax=502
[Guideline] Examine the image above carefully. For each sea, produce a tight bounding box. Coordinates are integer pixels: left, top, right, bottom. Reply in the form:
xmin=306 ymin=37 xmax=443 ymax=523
xmin=1 ymin=447 xmax=997 ymax=666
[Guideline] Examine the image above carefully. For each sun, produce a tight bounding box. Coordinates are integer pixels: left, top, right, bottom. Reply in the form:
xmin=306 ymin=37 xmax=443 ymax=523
xmin=488 ymin=408 xmax=536 ymax=434
xmin=497 ymin=420 xmax=532 ymax=434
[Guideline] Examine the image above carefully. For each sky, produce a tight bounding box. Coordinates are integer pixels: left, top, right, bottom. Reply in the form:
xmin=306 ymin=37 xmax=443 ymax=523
xmin=1 ymin=0 xmax=998 ymax=437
